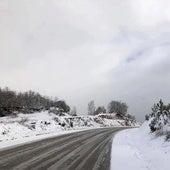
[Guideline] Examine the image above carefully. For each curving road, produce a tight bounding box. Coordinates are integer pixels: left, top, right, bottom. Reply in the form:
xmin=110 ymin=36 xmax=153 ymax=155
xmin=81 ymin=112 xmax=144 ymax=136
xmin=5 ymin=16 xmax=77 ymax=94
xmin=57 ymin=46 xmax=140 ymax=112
xmin=0 ymin=128 xmax=125 ymax=170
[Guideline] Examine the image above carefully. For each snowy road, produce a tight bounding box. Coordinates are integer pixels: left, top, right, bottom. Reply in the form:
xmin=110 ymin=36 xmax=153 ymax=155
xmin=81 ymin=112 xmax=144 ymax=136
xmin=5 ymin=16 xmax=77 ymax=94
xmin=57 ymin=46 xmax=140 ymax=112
xmin=0 ymin=128 xmax=124 ymax=170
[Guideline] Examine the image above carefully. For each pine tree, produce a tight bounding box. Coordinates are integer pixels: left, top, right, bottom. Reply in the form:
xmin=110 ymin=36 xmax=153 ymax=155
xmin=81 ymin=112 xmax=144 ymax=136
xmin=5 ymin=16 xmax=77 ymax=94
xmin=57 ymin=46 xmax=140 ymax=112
xmin=149 ymin=99 xmax=170 ymax=135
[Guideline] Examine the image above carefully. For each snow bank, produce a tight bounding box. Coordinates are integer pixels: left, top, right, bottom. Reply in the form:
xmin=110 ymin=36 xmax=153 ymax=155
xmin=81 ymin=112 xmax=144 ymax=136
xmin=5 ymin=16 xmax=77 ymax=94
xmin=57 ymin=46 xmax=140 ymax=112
xmin=0 ymin=111 xmax=137 ymax=149
xmin=111 ymin=122 xmax=170 ymax=170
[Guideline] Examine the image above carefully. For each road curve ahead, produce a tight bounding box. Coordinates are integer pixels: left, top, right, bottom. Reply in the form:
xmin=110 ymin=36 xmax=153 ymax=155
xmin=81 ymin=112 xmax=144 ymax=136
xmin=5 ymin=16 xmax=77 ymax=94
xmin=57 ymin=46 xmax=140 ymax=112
xmin=0 ymin=128 xmax=125 ymax=170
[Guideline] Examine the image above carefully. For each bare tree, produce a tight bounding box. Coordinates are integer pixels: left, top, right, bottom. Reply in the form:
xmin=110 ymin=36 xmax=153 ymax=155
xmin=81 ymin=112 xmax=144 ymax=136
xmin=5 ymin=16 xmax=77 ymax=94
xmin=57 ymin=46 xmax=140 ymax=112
xmin=95 ymin=106 xmax=106 ymax=115
xmin=0 ymin=87 xmax=70 ymax=116
xmin=70 ymin=106 xmax=77 ymax=116
xmin=88 ymin=100 xmax=95 ymax=115
xmin=107 ymin=100 xmax=128 ymax=116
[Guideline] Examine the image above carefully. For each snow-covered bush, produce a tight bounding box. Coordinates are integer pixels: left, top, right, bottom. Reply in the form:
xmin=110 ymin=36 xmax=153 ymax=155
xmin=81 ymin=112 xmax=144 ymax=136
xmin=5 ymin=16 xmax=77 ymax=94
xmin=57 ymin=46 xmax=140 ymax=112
xmin=149 ymin=100 xmax=170 ymax=138
xmin=19 ymin=117 xmax=28 ymax=125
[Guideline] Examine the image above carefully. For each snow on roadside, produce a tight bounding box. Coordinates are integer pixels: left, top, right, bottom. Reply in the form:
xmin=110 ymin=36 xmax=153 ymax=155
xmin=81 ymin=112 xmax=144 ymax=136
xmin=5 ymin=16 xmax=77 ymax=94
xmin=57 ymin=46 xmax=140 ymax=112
xmin=0 ymin=127 xmax=96 ymax=151
xmin=111 ymin=122 xmax=170 ymax=170
xmin=0 ymin=111 xmax=137 ymax=150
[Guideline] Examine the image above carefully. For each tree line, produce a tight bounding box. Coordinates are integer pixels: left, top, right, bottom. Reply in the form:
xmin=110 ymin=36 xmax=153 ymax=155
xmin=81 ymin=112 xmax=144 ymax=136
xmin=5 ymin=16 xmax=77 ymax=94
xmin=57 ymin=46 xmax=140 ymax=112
xmin=87 ymin=100 xmax=135 ymax=120
xmin=0 ymin=87 xmax=70 ymax=117
xmin=0 ymin=86 xmax=136 ymax=121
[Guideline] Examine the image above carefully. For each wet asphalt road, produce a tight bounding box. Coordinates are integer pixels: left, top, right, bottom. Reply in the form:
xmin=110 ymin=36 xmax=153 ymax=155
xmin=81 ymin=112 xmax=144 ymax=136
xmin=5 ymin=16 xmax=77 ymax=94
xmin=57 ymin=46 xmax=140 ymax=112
xmin=0 ymin=128 xmax=125 ymax=170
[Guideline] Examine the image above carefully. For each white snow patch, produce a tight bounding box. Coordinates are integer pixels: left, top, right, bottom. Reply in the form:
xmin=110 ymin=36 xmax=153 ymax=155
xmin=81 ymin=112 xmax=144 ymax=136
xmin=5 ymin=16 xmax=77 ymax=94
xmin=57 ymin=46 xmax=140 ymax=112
xmin=111 ymin=121 xmax=170 ymax=170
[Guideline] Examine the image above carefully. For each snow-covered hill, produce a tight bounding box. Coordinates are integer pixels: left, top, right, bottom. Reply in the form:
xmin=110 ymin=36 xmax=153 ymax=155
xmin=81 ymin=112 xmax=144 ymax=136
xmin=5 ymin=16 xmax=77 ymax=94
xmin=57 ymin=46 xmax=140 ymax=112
xmin=0 ymin=111 xmax=138 ymax=149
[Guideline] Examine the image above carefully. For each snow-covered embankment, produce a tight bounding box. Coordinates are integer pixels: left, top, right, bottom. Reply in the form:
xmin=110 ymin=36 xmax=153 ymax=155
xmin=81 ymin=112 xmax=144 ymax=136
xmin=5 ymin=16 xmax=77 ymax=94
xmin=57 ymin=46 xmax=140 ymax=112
xmin=111 ymin=122 xmax=170 ymax=170
xmin=0 ymin=111 xmax=137 ymax=150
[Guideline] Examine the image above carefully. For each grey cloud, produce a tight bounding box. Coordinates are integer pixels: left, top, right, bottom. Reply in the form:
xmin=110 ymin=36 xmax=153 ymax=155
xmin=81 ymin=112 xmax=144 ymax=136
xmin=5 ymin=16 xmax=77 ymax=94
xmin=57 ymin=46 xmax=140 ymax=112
xmin=1 ymin=0 xmax=170 ymax=120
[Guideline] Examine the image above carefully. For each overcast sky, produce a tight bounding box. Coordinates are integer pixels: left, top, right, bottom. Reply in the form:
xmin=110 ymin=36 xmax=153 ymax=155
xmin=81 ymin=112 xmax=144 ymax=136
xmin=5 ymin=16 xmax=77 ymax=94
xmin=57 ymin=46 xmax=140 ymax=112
xmin=1 ymin=0 xmax=170 ymax=120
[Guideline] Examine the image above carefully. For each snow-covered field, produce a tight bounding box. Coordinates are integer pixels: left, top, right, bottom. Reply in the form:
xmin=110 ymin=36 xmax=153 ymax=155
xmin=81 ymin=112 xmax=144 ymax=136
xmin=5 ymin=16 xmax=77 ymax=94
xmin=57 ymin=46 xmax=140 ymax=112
xmin=0 ymin=111 xmax=137 ymax=150
xmin=111 ymin=121 xmax=170 ymax=170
